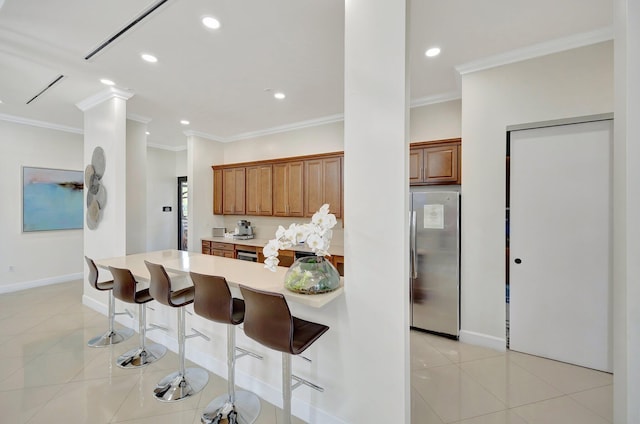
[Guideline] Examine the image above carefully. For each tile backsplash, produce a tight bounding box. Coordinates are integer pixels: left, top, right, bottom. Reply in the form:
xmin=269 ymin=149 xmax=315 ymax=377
xmin=220 ymin=215 xmax=344 ymax=246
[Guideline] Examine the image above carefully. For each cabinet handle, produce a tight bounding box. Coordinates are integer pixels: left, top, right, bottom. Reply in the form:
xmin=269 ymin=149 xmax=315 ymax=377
xmin=421 ymin=167 xmax=424 ymax=181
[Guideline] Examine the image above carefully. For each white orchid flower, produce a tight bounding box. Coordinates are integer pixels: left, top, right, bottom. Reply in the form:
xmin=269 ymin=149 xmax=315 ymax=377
xmin=275 ymin=225 xmax=287 ymax=239
xmin=264 ymin=256 xmax=280 ymax=272
xmin=284 ymin=223 xmax=299 ymax=243
xmin=263 ymin=204 xmax=337 ymax=271
xmin=306 ymin=233 xmax=324 ymax=251
xmin=263 ymin=239 xmax=280 ymax=257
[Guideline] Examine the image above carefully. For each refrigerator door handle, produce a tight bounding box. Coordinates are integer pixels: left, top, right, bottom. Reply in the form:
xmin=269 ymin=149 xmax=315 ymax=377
xmin=411 ymin=210 xmax=417 ymax=279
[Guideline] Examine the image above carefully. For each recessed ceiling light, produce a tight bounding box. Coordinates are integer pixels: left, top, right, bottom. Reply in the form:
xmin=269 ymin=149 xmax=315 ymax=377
xmin=274 ymin=92 xmax=286 ymax=100
xmin=425 ymin=47 xmax=441 ymax=58
xmin=145 ymin=131 xmax=150 ymax=135
xmin=180 ymin=120 xmax=190 ymax=125
xmin=100 ymin=78 xmax=115 ymax=86
xmin=202 ymin=16 xmax=221 ymax=30
xmin=141 ymin=53 xmax=158 ymax=63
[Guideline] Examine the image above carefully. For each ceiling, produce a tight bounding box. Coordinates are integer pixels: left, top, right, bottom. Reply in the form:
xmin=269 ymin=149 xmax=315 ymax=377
xmin=0 ymin=0 xmax=613 ymax=150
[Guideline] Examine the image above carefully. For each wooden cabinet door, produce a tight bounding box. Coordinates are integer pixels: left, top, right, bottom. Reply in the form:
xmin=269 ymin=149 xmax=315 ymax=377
xmin=213 ymin=169 xmax=223 ymax=215
xmin=423 ymin=145 xmax=459 ymax=184
xmin=409 ymin=148 xmax=423 ymax=183
xmin=246 ymin=165 xmax=272 ymax=216
xmin=223 ymin=167 xmax=245 ymax=214
xmin=305 ymin=159 xmax=323 ymax=217
xmin=305 ymin=157 xmax=342 ymax=217
xmin=323 ymin=156 xmax=342 ymax=218
xmin=273 ymin=161 xmax=304 ymax=217
xmin=332 ymin=255 xmax=344 ymax=277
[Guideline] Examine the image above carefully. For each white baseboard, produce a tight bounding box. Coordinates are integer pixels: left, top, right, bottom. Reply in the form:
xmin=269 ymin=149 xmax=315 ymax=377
xmin=460 ymin=330 xmax=506 ymax=352
xmin=0 ymin=273 xmax=83 ymax=294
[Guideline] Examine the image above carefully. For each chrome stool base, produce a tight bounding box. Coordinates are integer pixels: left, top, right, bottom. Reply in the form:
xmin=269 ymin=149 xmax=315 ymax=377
xmin=201 ymin=390 xmax=261 ymax=424
xmin=117 ymin=343 xmax=167 ymax=368
xmin=87 ymin=328 xmax=134 ymax=348
xmin=154 ymin=367 xmax=209 ymax=402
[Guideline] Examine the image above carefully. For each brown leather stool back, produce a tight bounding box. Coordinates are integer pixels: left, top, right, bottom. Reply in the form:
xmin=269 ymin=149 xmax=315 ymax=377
xmin=109 ymin=266 xmax=152 ymax=304
xmin=190 ymin=272 xmax=244 ymax=325
xmin=109 ymin=266 xmax=137 ymax=303
xmin=239 ymin=285 xmax=329 ymax=355
xmin=145 ymin=261 xmax=194 ymax=307
xmin=145 ymin=261 xmax=172 ymax=306
xmin=85 ymin=256 xmax=113 ymax=291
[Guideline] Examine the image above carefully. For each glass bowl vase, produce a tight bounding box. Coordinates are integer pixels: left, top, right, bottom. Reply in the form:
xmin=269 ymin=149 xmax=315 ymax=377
xmin=284 ymin=256 xmax=340 ymax=294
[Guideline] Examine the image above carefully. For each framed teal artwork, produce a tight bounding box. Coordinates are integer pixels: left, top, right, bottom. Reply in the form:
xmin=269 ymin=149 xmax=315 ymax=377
xmin=22 ymin=166 xmax=84 ymax=232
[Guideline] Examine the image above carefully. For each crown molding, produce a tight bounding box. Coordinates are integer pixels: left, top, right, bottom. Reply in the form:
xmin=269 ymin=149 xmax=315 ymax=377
xmin=0 ymin=112 xmax=82 ymax=134
xmin=183 ymin=130 xmax=224 ymax=142
xmin=127 ymin=113 xmax=152 ymax=124
xmin=147 ymin=142 xmax=187 ymax=152
xmin=411 ymin=91 xmax=461 ymax=108
xmin=76 ymin=86 xmax=135 ymax=112
xmin=456 ymin=26 xmax=614 ymax=76
xmin=225 ymin=114 xmax=345 ymax=143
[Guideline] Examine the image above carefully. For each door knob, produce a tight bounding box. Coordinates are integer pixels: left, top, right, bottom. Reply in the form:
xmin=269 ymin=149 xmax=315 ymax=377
xmin=514 ymin=258 xmax=522 ymax=264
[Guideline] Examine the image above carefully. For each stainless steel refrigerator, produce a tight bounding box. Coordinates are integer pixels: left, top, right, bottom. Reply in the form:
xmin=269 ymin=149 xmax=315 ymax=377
xmin=410 ymin=189 xmax=460 ymax=338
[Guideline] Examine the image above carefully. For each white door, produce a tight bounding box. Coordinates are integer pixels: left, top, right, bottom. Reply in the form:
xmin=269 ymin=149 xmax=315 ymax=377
xmin=509 ymin=120 xmax=612 ymax=372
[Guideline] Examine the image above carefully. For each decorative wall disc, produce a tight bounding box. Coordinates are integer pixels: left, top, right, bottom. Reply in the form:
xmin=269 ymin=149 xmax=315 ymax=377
xmin=86 ymin=146 xmax=107 ymax=230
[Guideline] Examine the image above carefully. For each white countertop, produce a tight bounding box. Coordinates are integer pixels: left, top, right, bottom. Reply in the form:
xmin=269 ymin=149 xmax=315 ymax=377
xmin=95 ymin=249 xmax=344 ymax=308
xmin=202 ymin=236 xmax=345 ymax=256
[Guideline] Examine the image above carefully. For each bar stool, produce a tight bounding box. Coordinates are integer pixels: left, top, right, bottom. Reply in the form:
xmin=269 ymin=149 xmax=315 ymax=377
xmin=108 ymin=266 xmax=167 ymax=368
xmin=145 ymin=260 xmax=209 ymax=402
xmin=85 ymin=256 xmax=133 ymax=347
xmin=239 ymin=285 xmax=329 ymax=424
xmin=191 ymin=272 xmax=262 ymax=424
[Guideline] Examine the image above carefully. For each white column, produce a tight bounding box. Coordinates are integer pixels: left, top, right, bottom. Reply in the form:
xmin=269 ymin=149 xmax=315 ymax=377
xmin=126 ymin=115 xmax=150 ymax=254
xmin=185 ymin=132 xmax=225 ymax=252
xmin=614 ymin=1 xmax=640 ymax=422
xmin=77 ymin=87 xmax=133 ymax=293
xmin=343 ymin=0 xmax=410 ymax=423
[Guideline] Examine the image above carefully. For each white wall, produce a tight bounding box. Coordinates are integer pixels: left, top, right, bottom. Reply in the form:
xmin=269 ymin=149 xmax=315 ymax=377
xmin=221 ymin=100 xmax=461 ymax=168
xmin=410 ymin=99 xmax=461 ymax=141
xmin=614 ymin=1 xmax=640 ymax=421
xmin=0 ymin=120 xmax=84 ymax=292
xmin=176 ymin=149 xmax=187 ymax=177
xmin=222 ymin=121 xmax=344 ymax=164
xmin=187 ymin=135 xmax=225 ymax=252
xmin=126 ymin=119 xmax=147 ymax=254
xmin=147 ymin=147 xmax=178 ymax=251
xmin=460 ymin=41 xmax=614 ymax=347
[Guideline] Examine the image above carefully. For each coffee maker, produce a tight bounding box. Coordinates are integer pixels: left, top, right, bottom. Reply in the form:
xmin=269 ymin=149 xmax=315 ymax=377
xmin=235 ymin=220 xmax=254 ymax=239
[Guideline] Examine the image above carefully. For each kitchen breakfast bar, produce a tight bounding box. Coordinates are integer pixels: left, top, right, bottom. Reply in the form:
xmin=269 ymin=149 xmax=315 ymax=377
xmin=93 ymin=249 xmax=347 ymax=423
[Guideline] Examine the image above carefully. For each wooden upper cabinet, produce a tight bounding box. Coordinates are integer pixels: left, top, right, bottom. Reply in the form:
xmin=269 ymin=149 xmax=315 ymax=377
xmin=246 ymin=164 xmax=273 ymax=216
xmin=213 ymin=152 xmax=342 ymax=218
xmin=273 ymin=161 xmax=304 ymax=217
xmin=305 ymin=156 xmax=342 ymax=218
xmin=409 ymin=149 xmax=423 ymax=184
xmin=223 ymin=167 xmax=246 ymax=215
xmin=213 ymin=168 xmax=223 ymax=215
xmin=423 ymin=145 xmax=459 ymax=183
xmin=410 ymin=138 xmax=461 ymax=185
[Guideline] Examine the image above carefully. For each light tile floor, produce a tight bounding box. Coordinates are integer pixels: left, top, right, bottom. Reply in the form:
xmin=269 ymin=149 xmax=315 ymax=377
xmin=0 ymin=281 xmax=613 ymax=423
